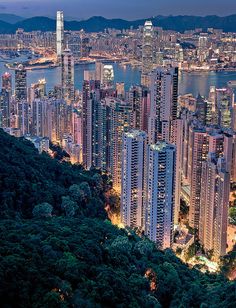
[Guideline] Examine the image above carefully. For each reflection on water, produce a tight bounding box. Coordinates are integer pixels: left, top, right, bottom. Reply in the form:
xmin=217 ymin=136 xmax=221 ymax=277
xmin=1 ymin=59 xmax=236 ymax=97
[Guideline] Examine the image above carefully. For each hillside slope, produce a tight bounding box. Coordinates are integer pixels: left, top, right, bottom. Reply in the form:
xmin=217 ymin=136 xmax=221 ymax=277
xmin=0 ymin=129 xmax=235 ymax=307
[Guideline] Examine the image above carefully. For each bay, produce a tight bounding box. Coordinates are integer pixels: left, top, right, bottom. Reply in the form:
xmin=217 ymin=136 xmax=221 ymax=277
xmin=1 ymin=57 xmax=236 ymax=98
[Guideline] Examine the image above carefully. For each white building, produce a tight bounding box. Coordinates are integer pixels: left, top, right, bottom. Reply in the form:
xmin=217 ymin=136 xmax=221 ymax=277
xmin=56 ymin=11 xmax=64 ymax=57
xmin=141 ymin=21 xmax=154 ymax=86
xmin=145 ymin=142 xmax=176 ymax=249
xmin=121 ymin=130 xmax=147 ymax=229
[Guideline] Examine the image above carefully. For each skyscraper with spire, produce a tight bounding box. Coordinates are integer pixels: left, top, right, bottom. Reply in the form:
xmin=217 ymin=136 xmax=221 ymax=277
xmin=141 ymin=21 xmax=154 ymax=87
xmin=56 ymin=11 xmax=64 ymax=58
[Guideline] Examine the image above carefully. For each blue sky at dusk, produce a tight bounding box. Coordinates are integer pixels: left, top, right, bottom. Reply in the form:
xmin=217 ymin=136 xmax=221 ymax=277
xmin=0 ymin=0 xmax=235 ymax=19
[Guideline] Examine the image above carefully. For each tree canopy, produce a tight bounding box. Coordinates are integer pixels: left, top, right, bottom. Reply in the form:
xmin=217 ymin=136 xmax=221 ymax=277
xmin=0 ymin=129 xmax=235 ymax=307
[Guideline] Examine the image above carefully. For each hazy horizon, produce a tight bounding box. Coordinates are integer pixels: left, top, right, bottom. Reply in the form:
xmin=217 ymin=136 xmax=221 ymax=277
xmin=0 ymin=0 xmax=236 ymax=20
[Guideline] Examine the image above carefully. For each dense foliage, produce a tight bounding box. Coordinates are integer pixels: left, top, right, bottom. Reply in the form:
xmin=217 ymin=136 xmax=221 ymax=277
xmin=0 ymin=129 xmax=235 ymax=307
xmin=0 ymin=218 xmax=235 ymax=308
xmin=0 ymin=129 xmax=109 ymax=219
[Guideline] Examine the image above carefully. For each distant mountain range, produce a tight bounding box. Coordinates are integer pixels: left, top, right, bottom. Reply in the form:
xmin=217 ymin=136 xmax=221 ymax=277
xmin=0 ymin=14 xmax=236 ymax=33
xmin=0 ymin=13 xmax=23 ymax=24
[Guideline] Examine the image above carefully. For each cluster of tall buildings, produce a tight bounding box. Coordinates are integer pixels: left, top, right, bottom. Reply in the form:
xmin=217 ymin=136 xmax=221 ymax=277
xmin=0 ymin=13 xmax=235 ymax=261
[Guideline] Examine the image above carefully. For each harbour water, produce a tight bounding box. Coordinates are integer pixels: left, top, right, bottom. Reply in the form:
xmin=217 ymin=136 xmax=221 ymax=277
xmin=1 ymin=57 xmax=236 ymax=97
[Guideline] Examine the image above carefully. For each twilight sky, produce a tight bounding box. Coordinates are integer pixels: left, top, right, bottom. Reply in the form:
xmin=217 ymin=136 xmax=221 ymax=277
xmin=0 ymin=0 xmax=235 ymax=20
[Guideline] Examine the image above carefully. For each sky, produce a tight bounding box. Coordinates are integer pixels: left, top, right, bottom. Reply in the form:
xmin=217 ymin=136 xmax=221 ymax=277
xmin=0 ymin=0 xmax=236 ymax=20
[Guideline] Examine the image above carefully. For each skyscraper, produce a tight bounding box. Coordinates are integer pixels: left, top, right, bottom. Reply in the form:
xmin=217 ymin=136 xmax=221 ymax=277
xmin=145 ymin=142 xmax=176 ymax=249
xmin=121 ymin=130 xmax=147 ymax=229
xmin=188 ymin=127 xmax=209 ymax=229
xmin=141 ymin=21 xmax=154 ymax=87
xmin=56 ymin=11 xmax=64 ymax=57
xmin=129 ymin=86 xmax=143 ymax=130
xmin=149 ymin=66 xmax=178 ymax=144
xmin=61 ymin=47 xmax=75 ymax=103
xmin=82 ymin=79 xmax=101 ymax=168
xmin=0 ymin=72 xmax=12 ymax=127
xmin=200 ymin=154 xmax=230 ymax=259
xmin=110 ymin=100 xmax=133 ymax=193
xmin=15 ymin=64 xmax=27 ymax=102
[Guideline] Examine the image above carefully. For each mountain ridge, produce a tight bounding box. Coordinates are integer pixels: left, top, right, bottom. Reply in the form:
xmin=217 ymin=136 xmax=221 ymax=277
xmin=0 ymin=14 xmax=236 ymax=33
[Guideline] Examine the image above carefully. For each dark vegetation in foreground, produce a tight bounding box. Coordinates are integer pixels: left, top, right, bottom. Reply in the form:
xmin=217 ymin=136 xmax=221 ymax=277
xmin=0 ymin=129 xmax=235 ymax=307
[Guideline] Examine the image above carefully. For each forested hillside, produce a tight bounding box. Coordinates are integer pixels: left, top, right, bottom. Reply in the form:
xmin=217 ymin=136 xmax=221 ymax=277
xmin=0 ymin=129 xmax=235 ymax=307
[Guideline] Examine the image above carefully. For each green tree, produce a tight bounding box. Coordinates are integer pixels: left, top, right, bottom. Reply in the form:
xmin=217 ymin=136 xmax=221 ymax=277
xmin=32 ymin=202 xmax=53 ymax=218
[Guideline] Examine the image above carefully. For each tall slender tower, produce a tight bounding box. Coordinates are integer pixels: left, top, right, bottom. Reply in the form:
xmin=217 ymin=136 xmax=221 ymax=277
xmin=149 ymin=66 xmax=179 ymax=144
xmin=141 ymin=21 xmax=154 ymax=87
xmin=200 ymin=155 xmax=230 ymax=259
xmin=145 ymin=142 xmax=176 ymax=249
xmin=121 ymin=130 xmax=147 ymax=229
xmin=61 ymin=47 xmax=75 ymax=103
xmin=188 ymin=127 xmax=209 ymax=229
xmin=0 ymin=72 xmax=12 ymax=127
xmin=56 ymin=11 xmax=64 ymax=57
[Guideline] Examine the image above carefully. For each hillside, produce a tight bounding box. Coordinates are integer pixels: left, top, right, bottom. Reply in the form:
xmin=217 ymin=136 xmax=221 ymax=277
xmin=0 ymin=129 xmax=109 ymax=219
xmin=0 ymin=14 xmax=236 ymax=33
xmin=0 ymin=13 xmax=23 ymax=24
xmin=0 ymin=129 xmax=235 ymax=307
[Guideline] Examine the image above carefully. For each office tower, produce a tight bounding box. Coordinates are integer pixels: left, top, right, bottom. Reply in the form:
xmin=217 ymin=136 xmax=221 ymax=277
xmin=141 ymin=21 xmax=154 ymax=86
xmin=200 ymin=155 xmax=230 ymax=259
xmin=208 ymin=87 xmax=234 ymax=129
xmin=121 ymin=130 xmax=147 ymax=229
xmin=2 ymin=72 xmax=12 ymax=95
xmin=145 ymin=142 xmax=176 ymax=249
xmin=15 ymin=64 xmax=27 ymax=102
xmin=215 ymin=88 xmax=234 ymax=129
xmin=188 ymin=127 xmax=209 ymax=229
xmin=207 ymin=86 xmax=218 ymax=125
xmin=56 ymin=11 xmax=64 ymax=57
xmin=149 ymin=66 xmax=178 ymax=144
xmin=61 ymin=47 xmax=75 ymax=103
xmin=198 ymin=34 xmax=208 ymax=62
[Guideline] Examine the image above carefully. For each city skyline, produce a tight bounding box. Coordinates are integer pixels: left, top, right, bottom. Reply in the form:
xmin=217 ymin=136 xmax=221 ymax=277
xmin=0 ymin=3 xmax=235 ymax=284
xmin=0 ymin=0 xmax=236 ymax=19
